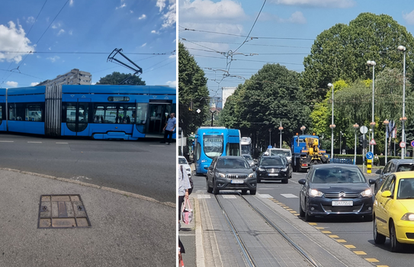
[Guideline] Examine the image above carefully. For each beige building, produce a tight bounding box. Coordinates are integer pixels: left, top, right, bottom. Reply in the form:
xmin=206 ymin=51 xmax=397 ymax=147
xmin=37 ymin=69 xmax=91 ymax=87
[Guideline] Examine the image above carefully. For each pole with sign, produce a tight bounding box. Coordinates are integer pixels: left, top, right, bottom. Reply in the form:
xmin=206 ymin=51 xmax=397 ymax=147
xmin=411 ymin=140 xmax=414 ymax=159
xmin=360 ymin=126 xmax=368 ymax=173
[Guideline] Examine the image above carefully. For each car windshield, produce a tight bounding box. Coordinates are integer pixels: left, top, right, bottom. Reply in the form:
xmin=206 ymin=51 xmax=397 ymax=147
xmin=270 ymin=150 xmax=291 ymax=157
xmin=311 ymin=167 xmax=365 ymax=183
xmin=216 ymin=158 xmax=249 ymax=169
xmin=179 ymin=158 xmax=188 ymax=165
xmin=261 ymin=157 xmax=284 ymax=166
xmin=397 ymin=178 xmax=414 ymax=199
xmin=396 ymin=164 xmax=414 ymax=172
xmin=243 ymin=155 xmax=252 ymax=160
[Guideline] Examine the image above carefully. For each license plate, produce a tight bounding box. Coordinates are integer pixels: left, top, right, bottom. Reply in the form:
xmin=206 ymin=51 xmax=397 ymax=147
xmin=332 ymin=201 xmax=353 ymax=206
xmin=269 ymin=174 xmax=279 ymax=176
xmin=231 ymin=180 xmax=244 ymax=184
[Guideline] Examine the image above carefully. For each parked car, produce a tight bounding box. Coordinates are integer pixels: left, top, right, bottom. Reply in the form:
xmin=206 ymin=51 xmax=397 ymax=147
xmin=179 ymin=156 xmax=192 ymax=179
xmin=298 ymin=164 xmax=376 ymax=221
xmin=374 ymin=159 xmax=414 ymax=193
xmin=242 ymin=154 xmax=255 ymax=167
xmin=373 ymin=171 xmax=414 ymax=252
xmin=206 ymin=156 xmax=257 ymax=195
xmin=256 ymin=156 xmax=292 ymax=183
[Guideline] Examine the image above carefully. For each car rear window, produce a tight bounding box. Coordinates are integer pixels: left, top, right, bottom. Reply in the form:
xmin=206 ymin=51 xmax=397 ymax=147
xmin=261 ymin=158 xmax=283 ymax=166
xmin=397 ymin=178 xmax=414 ymax=199
xmin=396 ymin=164 xmax=414 ymax=172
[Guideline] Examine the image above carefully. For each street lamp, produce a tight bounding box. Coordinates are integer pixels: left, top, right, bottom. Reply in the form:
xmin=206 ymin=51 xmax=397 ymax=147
xmin=398 ymin=45 xmax=407 ymax=159
xmin=384 ymin=119 xmax=389 ymax=164
xmin=300 ymin=125 xmax=306 ymax=135
xmin=367 ymin=60 xmax=376 ymax=155
xmin=353 ymin=123 xmax=359 ymax=165
xmin=278 ymin=123 xmax=283 ymax=149
xmin=328 ymin=83 xmax=335 ymax=159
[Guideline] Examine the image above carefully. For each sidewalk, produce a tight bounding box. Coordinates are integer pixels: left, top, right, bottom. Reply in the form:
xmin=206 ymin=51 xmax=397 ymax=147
xmin=0 ymin=168 xmax=175 ymax=267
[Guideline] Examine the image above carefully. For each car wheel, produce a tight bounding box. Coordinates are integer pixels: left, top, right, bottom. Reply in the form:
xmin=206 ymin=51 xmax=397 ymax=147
xmin=390 ymin=222 xmax=403 ymax=252
xmin=304 ymin=203 xmax=313 ymax=222
xmin=373 ymin=216 xmax=386 ymax=244
xmin=299 ymin=202 xmax=305 ymax=217
xmin=241 ymin=189 xmax=248 ymax=194
xmin=250 ymin=189 xmax=256 ymax=195
xmin=206 ymin=178 xmax=213 ymax=193
xmin=212 ymin=180 xmax=219 ymax=195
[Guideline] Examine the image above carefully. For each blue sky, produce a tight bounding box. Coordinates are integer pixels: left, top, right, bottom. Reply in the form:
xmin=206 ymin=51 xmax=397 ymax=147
xmin=179 ymin=0 xmax=414 ymax=104
xmin=0 ymin=0 xmax=176 ymax=88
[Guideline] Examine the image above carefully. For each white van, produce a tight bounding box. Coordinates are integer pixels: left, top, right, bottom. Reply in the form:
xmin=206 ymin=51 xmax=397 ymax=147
xmin=266 ymin=148 xmax=292 ymax=164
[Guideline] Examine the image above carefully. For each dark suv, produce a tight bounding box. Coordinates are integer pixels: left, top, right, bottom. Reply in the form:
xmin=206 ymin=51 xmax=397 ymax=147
xmin=374 ymin=159 xmax=414 ymax=193
xmin=206 ymin=156 xmax=257 ymax=195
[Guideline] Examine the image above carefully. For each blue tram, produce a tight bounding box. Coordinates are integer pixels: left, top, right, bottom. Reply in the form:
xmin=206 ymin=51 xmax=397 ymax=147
xmin=0 ymin=84 xmax=176 ymax=140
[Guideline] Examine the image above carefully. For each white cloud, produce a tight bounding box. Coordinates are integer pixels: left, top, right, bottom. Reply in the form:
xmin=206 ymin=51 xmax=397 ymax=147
xmin=287 ymin=11 xmax=306 ymax=24
xmin=166 ymin=80 xmax=176 ymax=87
xmin=26 ymin=16 xmax=35 ymax=24
xmin=161 ymin=1 xmax=176 ymax=28
xmin=116 ymin=0 xmax=126 ymax=10
xmin=156 ymin=0 xmax=167 ymax=12
xmin=69 ymin=0 xmax=74 ymax=6
xmin=47 ymin=56 xmax=60 ymax=62
xmin=57 ymin=29 xmax=65 ymax=35
xmin=151 ymin=30 xmax=158 ymax=34
xmin=139 ymin=14 xmax=146 ymax=20
xmin=270 ymin=0 xmax=355 ymax=8
xmin=6 ymin=81 xmax=18 ymax=87
xmin=403 ymin=10 xmax=414 ymax=25
xmin=169 ymin=54 xmax=176 ymax=59
xmin=51 ymin=22 xmax=61 ymax=29
xmin=31 ymin=82 xmax=40 ymax=86
xmin=180 ymin=0 xmax=246 ymax=21
xmin=0 ymin=21 xmax=35 ymax=63
xmin=141 ymin=43 xmax=147 ymax=47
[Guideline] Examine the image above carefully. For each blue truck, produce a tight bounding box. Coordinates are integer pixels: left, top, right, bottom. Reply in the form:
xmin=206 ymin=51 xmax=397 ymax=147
xmin=291 ymin=135 xmax=329 ymax=172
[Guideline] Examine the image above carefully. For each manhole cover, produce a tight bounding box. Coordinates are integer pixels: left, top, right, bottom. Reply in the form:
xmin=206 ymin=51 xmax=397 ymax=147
xmin=38 ymin=194 xmax=91 ymax=229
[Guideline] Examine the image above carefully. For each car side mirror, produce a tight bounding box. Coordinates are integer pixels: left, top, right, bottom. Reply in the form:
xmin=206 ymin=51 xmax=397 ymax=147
xmin=381 ymin=190 xmax=392 ymax=198
xmin=298 ymin=179 xmax=306 ymax=185
xmin=368 ymin=179 xmax=376 ymax=185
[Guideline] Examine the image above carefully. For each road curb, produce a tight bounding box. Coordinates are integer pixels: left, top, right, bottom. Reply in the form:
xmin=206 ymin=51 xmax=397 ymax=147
xmin=0 ymin=167 xmax=175 ymax=208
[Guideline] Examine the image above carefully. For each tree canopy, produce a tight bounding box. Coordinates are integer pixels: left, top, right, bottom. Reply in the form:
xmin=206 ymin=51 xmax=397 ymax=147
xmin=178 ymin=42 xmax=209 ymax=136
xmin=301 ymin=12 xmax=414 ymax=103
xmin=96 ymin=72 xmax=145 ymax=85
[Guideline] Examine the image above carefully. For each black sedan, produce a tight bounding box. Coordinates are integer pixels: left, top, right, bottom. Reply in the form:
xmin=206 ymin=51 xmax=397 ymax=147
xmin=206 ymin=156 xmax=257 ymax=195
xmin=256 ymin=156 xmax=292 ymax=183
xmin=298 ymin=164 xmax=376 ymax=221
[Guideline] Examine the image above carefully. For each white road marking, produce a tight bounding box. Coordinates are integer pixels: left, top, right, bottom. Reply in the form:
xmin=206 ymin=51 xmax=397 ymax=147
xmin=281 ymin=193 xmax=299 ymax=198
xmin=222 ymin=195 xmax=237 ymax=199
xmin=258 ymin=194 xmax=273 ymax=199
xmin=0 ymin=141 xmax=14 ymax=143
xmin=197 ymin=194 xmax=211 ymax=199
xmin=28 ymin=141 xmax=42 ymax=143
xmin=56 ymin=142 xmax=69 ymax=144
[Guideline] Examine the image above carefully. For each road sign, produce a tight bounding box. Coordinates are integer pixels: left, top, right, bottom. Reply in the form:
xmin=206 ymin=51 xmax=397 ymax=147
xmin=366 ymin=151 xmax=373 ymax=159
xmin=370 ymin=139 xmax=376 ymax=145
xmin=400 ymin=142 xmax=406 ymax=148
xmin=411 ymin=140 xmax=414 ymax=147
xmin=360 ymin=126 xmax=368 ymax=134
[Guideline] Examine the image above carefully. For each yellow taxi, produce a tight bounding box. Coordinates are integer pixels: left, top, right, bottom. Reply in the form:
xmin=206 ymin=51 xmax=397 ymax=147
xmin=373 ymin=171 xmax=414 ymax=251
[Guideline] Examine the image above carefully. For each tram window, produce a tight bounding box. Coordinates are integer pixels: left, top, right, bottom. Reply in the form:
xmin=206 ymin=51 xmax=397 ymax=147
xmin=94 ymin=105 xmax=105 ymax=123
xmin=25 ymin=104 xmax=42 ymax=122
xmin=105 ymin=105 xmax=117 ymax=123
xmin=126 ymin=105 xmax=136 ymax=124
xmin=8 ymin=103 xmax=25 ymax=121
xmin=136 ymin=103 xmax=148 ymax=125
xmin=118 ymin=105 xmax=135 ymax=124
xmin=78 ymin=104 xmax=89 ymax=123
xmin=66 ymin=105 xmax=76 ymax=122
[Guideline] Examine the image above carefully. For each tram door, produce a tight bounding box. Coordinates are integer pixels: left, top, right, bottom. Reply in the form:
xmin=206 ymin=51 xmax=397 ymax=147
xmin=148 ymin=102 xmax=173 ymax=135
xmin=65 ymin=99 xmax=90 ymax=136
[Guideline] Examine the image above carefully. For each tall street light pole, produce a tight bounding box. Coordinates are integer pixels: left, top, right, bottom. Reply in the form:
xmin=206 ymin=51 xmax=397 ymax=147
xmin=398 ymin=45 xmax=407 ymax=159
xmin=367 ymin=60 xmax=376 ymax=155
xmin=353 ymin=123 xmax=359 ymax=165
xmin=384 ymin=119 xmax=389 ymax=165
xmin=328 ymin=83 xmax=335 ymax=159
xmin=278 ymin=122 xmax=283 ymax=149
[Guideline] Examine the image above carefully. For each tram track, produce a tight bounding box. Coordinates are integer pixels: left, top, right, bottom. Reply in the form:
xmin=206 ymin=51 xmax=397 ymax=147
xmin=214 ymin=193 xmax=320 ymax=267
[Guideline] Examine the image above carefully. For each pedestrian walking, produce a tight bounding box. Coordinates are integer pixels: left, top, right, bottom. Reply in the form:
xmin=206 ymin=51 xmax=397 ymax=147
xmin=178 ymin=163 xmax=191 ymax=228
xmin=162 ymin=113 xmax=176 ymax=144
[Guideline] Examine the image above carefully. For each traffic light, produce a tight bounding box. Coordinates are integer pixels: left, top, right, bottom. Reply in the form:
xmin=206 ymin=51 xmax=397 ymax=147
xmin=359 ymin=136 xmax=363 ymax=147
xmin=359 ymin=136 xmax=367 ymax=148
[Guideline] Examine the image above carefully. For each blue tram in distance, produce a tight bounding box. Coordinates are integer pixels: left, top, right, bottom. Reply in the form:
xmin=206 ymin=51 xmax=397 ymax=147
xmin=0 ymin=84 xmax=176 ymax=140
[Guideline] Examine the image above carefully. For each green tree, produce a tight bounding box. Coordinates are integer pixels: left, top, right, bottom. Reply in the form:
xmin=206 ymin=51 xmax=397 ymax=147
xmin=178 ymin=42 xmax=209 ymax=135
xmin=96 ymin=72 xmax=145 ymax=85
xmin=302 ymin=12 xmax=414 ymax=103
xmin=220 ymin=64 xmax=311 ymax=151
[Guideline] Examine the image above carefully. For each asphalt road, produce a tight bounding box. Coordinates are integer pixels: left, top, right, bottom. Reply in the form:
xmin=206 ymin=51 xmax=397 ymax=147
xmin=191 ymin=169 xmax=413 ymax=267
xmin=0 ymin=133 xmax=175 ymax=204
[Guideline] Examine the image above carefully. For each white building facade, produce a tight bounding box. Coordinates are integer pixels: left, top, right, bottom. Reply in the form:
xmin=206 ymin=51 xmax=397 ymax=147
xmin=37 ymin=69 xmax=91 ymax=87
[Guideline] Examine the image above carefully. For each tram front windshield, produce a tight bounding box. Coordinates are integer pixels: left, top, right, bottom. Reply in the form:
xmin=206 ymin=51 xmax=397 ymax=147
xmin=203 ymin=135 xmax=224 ymax=158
